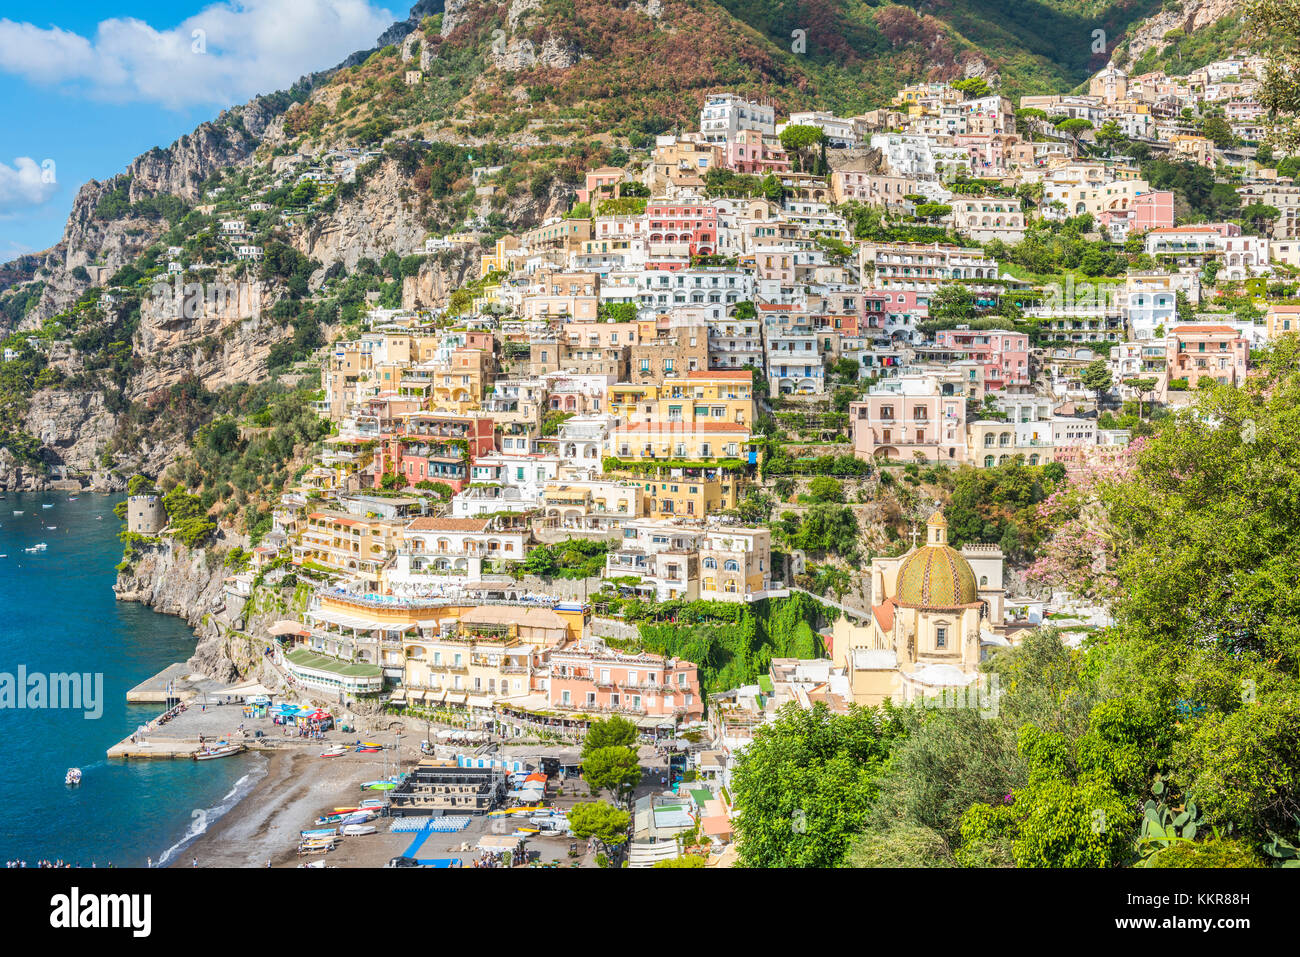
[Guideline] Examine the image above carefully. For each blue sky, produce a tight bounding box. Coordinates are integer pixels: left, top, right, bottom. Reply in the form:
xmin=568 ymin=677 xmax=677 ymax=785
xmin=0 ymin=0 xmax=404 ymax=260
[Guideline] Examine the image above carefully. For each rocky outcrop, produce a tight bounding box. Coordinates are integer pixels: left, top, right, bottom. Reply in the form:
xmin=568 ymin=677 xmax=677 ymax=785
xmin=130 ymin=278 xmax=285 ymax=401
xmin=23 ymin=387 xmax=116 ymax=474
xmin=0 ymin=447 xmax=48 ymax=491
xmin=1120 ymin=0 xmax=1240 ymax=68
xmin=402 ymin=246 xmax=479 ymax=308
xmin=295 ymin=159 xmax=430 ymax=269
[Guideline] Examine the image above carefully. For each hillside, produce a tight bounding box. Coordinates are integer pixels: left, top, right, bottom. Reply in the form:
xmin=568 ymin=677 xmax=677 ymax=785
xmin=0 ymin=0 xmax=1263 ymax=495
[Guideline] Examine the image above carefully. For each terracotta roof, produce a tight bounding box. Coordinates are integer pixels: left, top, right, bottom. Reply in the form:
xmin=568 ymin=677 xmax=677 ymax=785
xmin=1169 ymin=325 xmax=1239 ymax=335
xmin=405 ymin=517 xmax=491 ymax=532
xmin=873 ymin=599 xmax=896 ymax=632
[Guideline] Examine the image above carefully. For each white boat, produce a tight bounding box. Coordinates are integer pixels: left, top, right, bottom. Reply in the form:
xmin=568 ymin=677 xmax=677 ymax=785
xmin=341 ymin=824 xmax=377 ymax=836
xmin=41 ymin=503 xmax=53 ymax=509
xmin=13 ymin=510 xmax=23 ymax=515
xmin=65 ymin=768 xmax=82 ymax=786
xmin=319 ymin=746 xmax=348 ymax=758
xmin=25 ymin=543 xmax=46 ymax=553
xmin=192 ymin=743 xmax=247 ymax=761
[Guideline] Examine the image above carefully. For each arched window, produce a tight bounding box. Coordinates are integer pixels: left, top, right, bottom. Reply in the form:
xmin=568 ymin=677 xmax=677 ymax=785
xmin=723 ymin=559 xmax=739 ymax=572
xmin=703 ymin=557 xmax=717 ymax=569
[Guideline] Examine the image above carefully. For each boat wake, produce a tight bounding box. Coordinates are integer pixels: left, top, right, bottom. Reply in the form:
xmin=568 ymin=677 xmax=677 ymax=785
xmin=155 ymin=757 xmax=268 ymax=866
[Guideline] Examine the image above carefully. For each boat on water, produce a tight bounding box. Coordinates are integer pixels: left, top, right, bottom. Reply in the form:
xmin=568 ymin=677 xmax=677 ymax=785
xmin=341 ymin=824 xmax=377 ymax=836
xmin=25 ymin=544 xmax=46 ymax=553
xmin=65 ymin=768 xmax=82 ymax=786
xmin=320 ymin=746 xmax=348 ymax=758
xmin=192 ymin=743 xmax=247 ymax=761
xmin=41 ymin=503 xmax=53 ymax=509
xmin=13 ymin=510 xmax=23 ymax=515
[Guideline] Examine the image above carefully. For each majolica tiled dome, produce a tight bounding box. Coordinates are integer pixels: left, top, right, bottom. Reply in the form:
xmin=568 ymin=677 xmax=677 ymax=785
xmin=895 ymin=513 xmax=979 ymax=608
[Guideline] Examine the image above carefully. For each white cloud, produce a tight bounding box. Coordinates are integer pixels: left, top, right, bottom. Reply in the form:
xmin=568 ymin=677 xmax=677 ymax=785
xmin=0 ymin=157 xmax=59 ymax=216
xmin=0 ymin=0 xmax=399 ymax=110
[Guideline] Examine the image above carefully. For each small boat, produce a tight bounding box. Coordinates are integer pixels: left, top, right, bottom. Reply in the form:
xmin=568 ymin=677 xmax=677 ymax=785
xmin=319 ymin=746 xmax=348 ymax=758
xmin=341 ymin=824 xmax=377 ymax=836
xmin=312 ymin=814 xmax=344 ymax=826
xmin=24 ymin=544 xmax=46 ymax=553
xmin=300 ymin=827 xmax=337 ymax=838
xmin=192 ymin=743 xmax=247 ymax=761
xmin=298 ymin=860 xmax=328 ymax=868
xmin=514 ymin=826 xmax=539 ymax=835
xmin=65 ymin=768 xmax=82 ymax=786
xmin=67 ymin=496 xmax=78 ymax=502
xmin=364 ymin=781 xmax=396 ymax=791
xmin=342 ymin=811 xmax=376 ymax=825
xmin=13 ymin=510 xmax=23 ymax=515
xmin=41 ymin=503 xmax=53 ymax=509
xmin=359 ymin=741 xmax=384 ymax=748
xmin=359 ymin=798 xmax=384 ymax=809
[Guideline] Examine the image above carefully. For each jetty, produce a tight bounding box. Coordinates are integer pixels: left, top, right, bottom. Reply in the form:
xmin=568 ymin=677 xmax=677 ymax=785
xmin=126 ymin=663 xmax=229 ymax=704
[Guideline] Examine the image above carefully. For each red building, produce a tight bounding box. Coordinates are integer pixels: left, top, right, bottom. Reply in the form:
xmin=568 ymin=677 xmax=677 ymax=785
xmin=646 ymin=201 xmax=718 ymax=256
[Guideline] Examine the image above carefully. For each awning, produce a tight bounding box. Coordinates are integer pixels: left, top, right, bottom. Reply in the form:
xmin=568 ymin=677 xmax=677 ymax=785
xmin=268 ymin=620 xmax=308 ymax=636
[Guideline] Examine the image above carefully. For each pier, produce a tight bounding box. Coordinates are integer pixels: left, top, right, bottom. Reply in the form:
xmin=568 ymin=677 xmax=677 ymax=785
xmin=125 ymin=663 xmax=230 ymax=704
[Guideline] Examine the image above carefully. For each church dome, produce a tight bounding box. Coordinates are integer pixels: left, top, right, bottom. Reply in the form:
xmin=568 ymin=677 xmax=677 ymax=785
xmin=895 ymin=512 xmax=979 ymax=608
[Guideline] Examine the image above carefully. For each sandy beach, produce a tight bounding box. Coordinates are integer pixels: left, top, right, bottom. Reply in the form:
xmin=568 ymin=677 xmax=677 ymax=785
xmin=176 ymin=748 xmax=418 ymax=868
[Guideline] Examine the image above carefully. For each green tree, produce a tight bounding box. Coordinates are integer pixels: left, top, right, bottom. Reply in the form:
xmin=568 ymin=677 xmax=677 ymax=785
xmin=807 ymin=475 xmax=845 ymax=503
xmin=583 ymin=715 xmax=639 ymax=755
xmin=567 ymin=801 xmax=631 ymax=847
xmin=731 ymin=702 xmax=901 ymax=867
xmin=778 ymin=124 xmax=827 ymax=172
xmin=582 ymin=745 xmax=642 ymax=799
xmin=1080 ymin=359 xmax=1113 ymax=405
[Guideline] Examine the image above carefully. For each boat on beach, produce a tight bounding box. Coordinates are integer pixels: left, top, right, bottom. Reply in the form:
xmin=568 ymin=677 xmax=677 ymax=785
xmin=341 ymin=824 xmax=377 ymax=836
xmin=320 ymin=746 xmax=348 ymax=757
xmin=192 ymin=743 xmax=247 ymax=760
xmin=65 ymin=768 xmax=82 ymax=786
xmin=313 ymin=813 xmax=346 ymax=826
xmin=300 ymin=827 xmax=337 ymax=838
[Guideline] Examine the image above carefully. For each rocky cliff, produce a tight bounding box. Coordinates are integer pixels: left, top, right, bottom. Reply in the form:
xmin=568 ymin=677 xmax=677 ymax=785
xmin=114 ymin=539 xmax=301 ymax=686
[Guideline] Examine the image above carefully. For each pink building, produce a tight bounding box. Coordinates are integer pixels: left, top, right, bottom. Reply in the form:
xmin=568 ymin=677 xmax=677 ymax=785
xmin=723 ymin=129 xmax=792 ymax=176
xmin=1133 ymin=190 xmax=1175 ymax=232
xmin=934 ymin=328 xmax=1031 ymax=390
xmin=548 ymin=645 xmax=703 ymax=723
xmin=848 ymin=373 xmax=967 ymax=463
xmin=1165 ymin=324 xmax=1250 ymax=388
xmin=577 ymin=167 xmax=625 ymax=205
xmin=646 ymin=201 xmax=719 ymax=256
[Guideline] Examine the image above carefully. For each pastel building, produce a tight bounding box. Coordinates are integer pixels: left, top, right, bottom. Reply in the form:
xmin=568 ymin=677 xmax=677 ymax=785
xmin=1165 ymin=324 xmax=1250 ymax=387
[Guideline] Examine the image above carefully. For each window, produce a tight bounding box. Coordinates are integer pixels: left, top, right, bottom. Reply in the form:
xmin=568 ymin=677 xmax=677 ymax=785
xmin=936 ymin=626 xmax=948 ymax=649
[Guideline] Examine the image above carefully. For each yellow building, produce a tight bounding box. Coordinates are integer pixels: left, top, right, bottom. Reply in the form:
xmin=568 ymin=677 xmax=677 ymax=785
xmin=292 ymin=510 xmax=407 ymax=581
xmin=831 ymin=513 xmax=1004 ymax=705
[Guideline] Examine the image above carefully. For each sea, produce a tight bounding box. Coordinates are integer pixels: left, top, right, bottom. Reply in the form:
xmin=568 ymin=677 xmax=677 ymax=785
xmin=0 ymin=490 xmax=263 ymax=867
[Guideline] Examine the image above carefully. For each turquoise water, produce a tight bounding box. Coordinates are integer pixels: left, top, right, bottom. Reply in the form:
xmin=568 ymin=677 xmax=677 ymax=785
xmin=0 ymin=490 xmax=262 ymax=867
